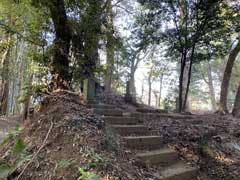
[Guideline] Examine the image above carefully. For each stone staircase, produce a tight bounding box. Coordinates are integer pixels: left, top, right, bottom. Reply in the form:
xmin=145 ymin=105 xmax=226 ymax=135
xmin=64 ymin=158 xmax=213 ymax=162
xmin=89 ymin=104 xmax=198 ymax=180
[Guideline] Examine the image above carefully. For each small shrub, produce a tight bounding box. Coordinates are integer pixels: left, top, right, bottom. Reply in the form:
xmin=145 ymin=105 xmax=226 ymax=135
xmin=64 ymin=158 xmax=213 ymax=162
xmin=57 ymin=159 xmax=73 ymax=169
xmin=103 ymin=126 xmax=120 ymax=151
xmin=84 ymin=148 xmax=108 ymax=169
xmin=78 ymin=167 xmax=100 ymax=180
xmin=0 ymin=126 xmax=30 ymax=178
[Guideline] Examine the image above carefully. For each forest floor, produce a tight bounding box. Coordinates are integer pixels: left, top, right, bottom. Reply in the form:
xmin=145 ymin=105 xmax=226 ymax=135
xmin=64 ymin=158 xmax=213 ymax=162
xmin=98 ymin=94 xmax=240 ymax=180
xmin=0 ymin=92 xmax=239 ymax=180
xmin=141 ymin=113 xmax=240 ymax=180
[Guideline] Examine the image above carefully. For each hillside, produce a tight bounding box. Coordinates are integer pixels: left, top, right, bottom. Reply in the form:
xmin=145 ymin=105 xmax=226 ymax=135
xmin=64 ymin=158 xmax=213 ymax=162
xmin=0 ymin=91 xmax=150 ymax=180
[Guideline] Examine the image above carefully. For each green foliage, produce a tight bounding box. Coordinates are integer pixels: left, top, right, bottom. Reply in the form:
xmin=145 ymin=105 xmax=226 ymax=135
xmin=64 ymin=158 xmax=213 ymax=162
xmin=84 ymin=148 xmax=107 ymax=169
xmin=57 ymin=159 xmax=73 ymax=169
xmin=163 ymin=97 xmax=175 ymax=111
xmin=0 ymin=125 xmax=22 ymax=148
xmin=0 ymin=163 xmax=15 ymax=179
xmin=53 ymin=159 xmax=77 ymax=176
xmin=18 ymin=83 xmax=48 ymax=104
xmin=78 ymin=167 xmax=100 ymax=180
xmin=103 ymin=126 xmax=120 ymax=151
xmin=0 ymin=126 xmax=31 ymax=178
xmin=75 ymin=148 xmax=108 ymax=180
xmin=12 ymin=138 xmax=26 ymax=155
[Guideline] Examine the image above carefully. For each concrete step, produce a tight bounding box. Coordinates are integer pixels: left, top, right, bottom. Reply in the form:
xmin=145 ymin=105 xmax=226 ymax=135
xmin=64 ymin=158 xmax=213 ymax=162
xmin=123 ymin=136 xmax=162 ymax=150
xmin=111 ymin=125 xmax=148 ymax=135
xmin=137 ymin=148 xmax=178 ymax=165
xmin=88 ymin=104 xmax=115 ymax=109
xmin=136 ymin=108 xmax=168 ymax=113
xmin=155 ymin=162 xmax=198 ymax=180
xmin=103 ymin=116 xmax=140 ymax=125
xmin=93 ymin=108 xmax=123 ymax=116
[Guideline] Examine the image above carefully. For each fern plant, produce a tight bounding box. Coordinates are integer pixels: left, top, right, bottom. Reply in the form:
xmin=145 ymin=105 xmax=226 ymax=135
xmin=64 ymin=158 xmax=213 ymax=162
xmin=0 ymin=125 xmax=31 ymax=178
xmin=77 ymin=168 xmax=100 ymax=180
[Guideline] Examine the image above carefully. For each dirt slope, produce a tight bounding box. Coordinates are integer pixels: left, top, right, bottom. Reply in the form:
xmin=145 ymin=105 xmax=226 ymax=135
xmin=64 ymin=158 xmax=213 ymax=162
xmin=0 ymin=91 xmax=149 ymax=180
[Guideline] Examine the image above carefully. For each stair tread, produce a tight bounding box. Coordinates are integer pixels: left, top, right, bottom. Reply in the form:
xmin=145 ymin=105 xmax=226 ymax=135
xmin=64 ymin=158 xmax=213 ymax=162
xmin=88 ymin=104 xmax=115 ymax=109
xmin=136 ymin=148 xmax=178 ymax=165
xmin=93 ymin=108 xmax=123 ymax=116
xmin=111 ymin=125 xmax=146 ymax=128
xmin=103 ymin=116 xmax=139 ymax=125
xmin=111 ymin=125 xmax=148 ymax=135
xmin=123 ymin=135 xmax=161 ymax=139
xmin=156 ymin=162 xmax=198 ymax=180
xmin=93 ymin=108 xmax=121 ymax=111
xmin=137 ymin=148 xmax=176 ymax=157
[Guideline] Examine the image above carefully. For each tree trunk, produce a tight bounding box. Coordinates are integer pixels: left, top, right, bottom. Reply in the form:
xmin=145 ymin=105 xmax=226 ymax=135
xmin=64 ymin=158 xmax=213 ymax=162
xmin=148 ymin=82 xmax=152 ymax=106
xmin=125 ymin=74 xmax=137 ymax=103
xmin=48 ymin=0 xmax=71 ymax=90
xmin=178 ymin=50 xmax=187 ymax=112
xmin=219 ymin=40 xmax=240 ymax=113
xmin=158 ymin=74 xmax=163 ymax=108
xmin=153 ymin=91 xmax=158 ymax=107
xmin=141 ymin=80 xmax=144 ymax=101
xmin=81 ymin=0 xmax=102 ymax=101
xmin=182 ymin=62 xmax=190 ymax=111
xmin=148 ymin=76 xmax=152 ymax=106
xmin=82 ymin=0 xmax=102 ymax=78
xmin=178 ymin=0 xmax=188 ymax=112
xmin=0 ymin=37 xmax=11 ymax=115
xmin=207 ymin=61 xmax=216 ymax=111
xmin=23 ymin=74 xmax=33 ymax=120
xmin=104 ymin=0 xmax=115 ymax=94
xmin=232 ymin=83 xmax=240 ymax=117
xmin=126 ymin=59 xmax=137 ymax=103
xmin=183 ymin=43 xmax=196 ymax=111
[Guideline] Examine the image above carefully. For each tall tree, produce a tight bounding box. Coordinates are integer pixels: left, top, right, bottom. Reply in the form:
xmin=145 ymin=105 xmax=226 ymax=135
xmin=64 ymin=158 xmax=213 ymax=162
xmin=137 ymin=0 xmax=231 ymax=112
xmin=207 ymin=60 xmax=217 ymax=111
xmin=104 ymin=0 xmax=115 ymax=94
xmin=46 ymin=0 xmax=71 ymax=90
xmin=147 ymin=65 xmax=154 ymax=106
xmin=219 ymin=37 xmax=240 ymax=113
xmin=0 ymin=33 xmax=11 ymax=114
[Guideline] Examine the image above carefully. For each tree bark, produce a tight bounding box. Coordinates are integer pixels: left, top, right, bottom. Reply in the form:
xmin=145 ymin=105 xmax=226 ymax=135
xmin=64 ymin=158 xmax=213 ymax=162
xmin=178 ymin=0 xmax=188 ymax=112
xmin=141 ymin=80 xmax=144 ymax=101
xmin=178 ymin=50 xmax=187 ymax=112
xmin=148 ymin=77 xmax=152 ymax=106
xmin=22 ymin=74 xmax=33 ymax=121
xmin=219 ymin=40 xmax=240 ymax=113
xmin=183 ymin=43 xmax=196 ymax=111
xmin=232 ymin=82 xmax=240 ymax=117
xmin=153 ymin=91 xmax=158 ymax=107
xmin=82 ymin=0 xmax=102 ymax=78
xmin=0 ymin=35 xmax=11 ymax=115
xmin=126 ymin=59 xmax=137 ymax=103
xmin=81 ymin=0 xmax=102 ymax=101
xmin=207 ymin=60 xmax=216 ymax=111
xmin=182 ymin=61 xmax=190 ymax=111
xmin=48 ymin=0 xmax=71 ymax=90
xmin=158 ymin=74 xmax=163 ymax=108
xmin=148 ymin=67 xmax=153 ymax=106
xmin=104 ymin=0 xmax=115 ymax=94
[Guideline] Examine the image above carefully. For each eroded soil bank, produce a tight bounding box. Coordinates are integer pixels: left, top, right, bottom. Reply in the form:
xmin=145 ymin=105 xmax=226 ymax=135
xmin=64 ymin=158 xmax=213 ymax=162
xmin=0 ymin=91 xmax=150 ymax=180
